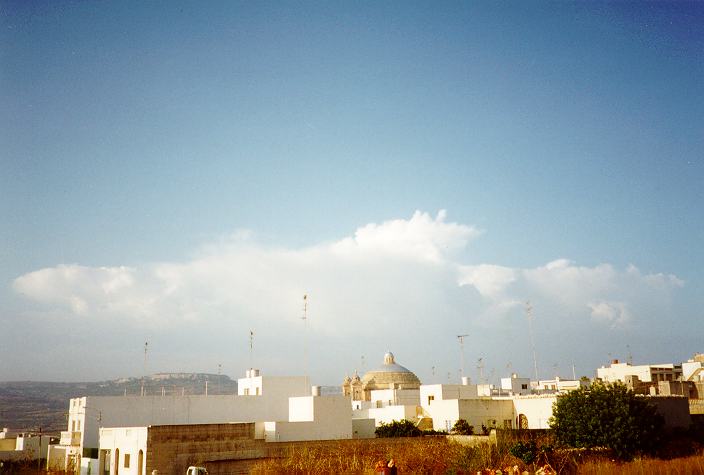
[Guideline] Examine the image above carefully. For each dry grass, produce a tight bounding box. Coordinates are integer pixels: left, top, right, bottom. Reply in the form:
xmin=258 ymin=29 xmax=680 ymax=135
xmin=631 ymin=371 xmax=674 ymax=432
xmin=252 ymin=437 xmax=518 ymax=474
xmin=250 ymin=437 xmax=704 ymax=475
xmin=577 ymin=453 xmax=704 ymax=475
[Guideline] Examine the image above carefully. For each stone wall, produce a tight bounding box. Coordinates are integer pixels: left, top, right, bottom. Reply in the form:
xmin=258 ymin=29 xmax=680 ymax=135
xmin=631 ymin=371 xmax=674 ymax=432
xmin=145 ymin=423 xmax=266 ymax=475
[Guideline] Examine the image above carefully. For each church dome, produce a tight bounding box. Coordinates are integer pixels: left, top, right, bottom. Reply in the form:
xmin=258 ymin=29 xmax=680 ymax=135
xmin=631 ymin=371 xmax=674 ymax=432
xmin=361 ymin=352 xmax=421 ymax=390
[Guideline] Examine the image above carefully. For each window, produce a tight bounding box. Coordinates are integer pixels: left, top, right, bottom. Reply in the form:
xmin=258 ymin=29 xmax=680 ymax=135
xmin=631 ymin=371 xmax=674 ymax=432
xmin=427 ymin=395 xmax=434 ymax=405
xmin=256 ymin=387 xmax=260 ymax=395
xmin=244 ymin=388 xmax=249 ymax=395
xmin=77 ymin=420 xmax=81 ymax=431
xmin=71 ymin=421 xmax=76 ymax=431
xmin=521 ymin=384 xmax=528 ymax=390
xmin=124 ymin=454 xmax=130 ymax=468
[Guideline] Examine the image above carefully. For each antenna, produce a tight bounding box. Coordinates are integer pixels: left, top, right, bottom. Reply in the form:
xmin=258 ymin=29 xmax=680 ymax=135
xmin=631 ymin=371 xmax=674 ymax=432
xmin=249 ymin=329 xmax=255 ymax=371
xmin=141 ymin=341 xmax=148 ymax=397
xmin=477 ymin=358 xmax=485 ymax=384
xmin=302 ymin=294 xmax=309 ymax=378
xmin=627 ymin=345 xmax=633 ymax=365
xmin=526 ymin=301 xmax=539 ymax=381
xmin=457 ymin=334 xmax=469 ymax=380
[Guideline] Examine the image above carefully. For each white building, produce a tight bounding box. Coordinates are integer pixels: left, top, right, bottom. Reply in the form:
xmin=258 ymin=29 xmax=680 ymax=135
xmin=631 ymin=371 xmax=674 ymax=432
xmin=535 ymin=377 xmax=588 ymax=393
xmin=0 ymin=429 xmax=55 ymax=463
xmin=682 ymin=354 xmax=704 ymax=382
xmin=511 ymin=395 xmax=557 ymax=429
xmin=597 ymin=360 xmax=682 ymax=384
xmin=500 ymin=374 xmax=532 ymax=396
xmin=49 ymin=370 xmax=310 ymax=475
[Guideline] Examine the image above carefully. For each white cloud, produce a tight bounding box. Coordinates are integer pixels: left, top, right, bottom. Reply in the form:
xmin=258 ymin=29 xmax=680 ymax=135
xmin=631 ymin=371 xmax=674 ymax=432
xmin=11 ymin=211 xmax=687 ymax=380
xmin=331 ymin=210 xmax=481 ymax=263
xmin=588 ymin=301 xmax=632 ymax=327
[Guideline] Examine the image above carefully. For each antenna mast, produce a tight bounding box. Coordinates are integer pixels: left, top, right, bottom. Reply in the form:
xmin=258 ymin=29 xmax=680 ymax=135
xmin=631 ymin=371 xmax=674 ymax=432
xmin=141 ymin=341 xmax=148 ymax=396
xmin=249 ymin=329 xmax=254 ymax=371
xmin=302 ymin=294 xmax=309 ymax=378
xmin=477 ymin=357 xmax=485 ymax=384
xmin=457 ymin=334 xmax=469 ymax=381
xmin=526 ymin=301 xmax=539 ymax=381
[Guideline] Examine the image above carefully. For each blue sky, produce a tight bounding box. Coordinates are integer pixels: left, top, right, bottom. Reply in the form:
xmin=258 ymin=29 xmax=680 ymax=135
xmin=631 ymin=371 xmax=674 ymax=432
xmin=1 ymin=1 xmax=702 ymax=384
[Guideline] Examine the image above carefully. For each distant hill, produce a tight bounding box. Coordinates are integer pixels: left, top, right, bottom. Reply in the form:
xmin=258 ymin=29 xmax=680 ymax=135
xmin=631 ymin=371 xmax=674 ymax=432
xmin=0 ymin=373 xmax=238 ymax=433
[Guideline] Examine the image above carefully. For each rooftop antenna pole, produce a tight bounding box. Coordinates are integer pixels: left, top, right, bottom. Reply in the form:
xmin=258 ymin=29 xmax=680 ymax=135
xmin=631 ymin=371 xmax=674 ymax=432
xmin=457 ymin=334 xmax=469 ymax=381
xmin=526 ymin=301 xmax=539 ymax=381
xmin=142 ymin=341 xmax=148 ymax=397
xmin=249 ymin=329 xmax=254 ymax=372
xmin=218 ymin=363 xmax=222 ymax=395
xmin=477 ymin=358 xmax=485 ymax=384
xmin=302 ymin=294 xmax=308 ymax=379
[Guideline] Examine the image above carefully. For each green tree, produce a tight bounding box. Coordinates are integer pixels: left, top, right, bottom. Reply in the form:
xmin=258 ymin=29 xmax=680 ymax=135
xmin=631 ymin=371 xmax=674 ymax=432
xmin=549 ymin=381 xmax=664 ymax=460
xmin=375 ymin=419 xmax=422 ymax=438
xmin=451 ymin=419 xmax=474 ymax=435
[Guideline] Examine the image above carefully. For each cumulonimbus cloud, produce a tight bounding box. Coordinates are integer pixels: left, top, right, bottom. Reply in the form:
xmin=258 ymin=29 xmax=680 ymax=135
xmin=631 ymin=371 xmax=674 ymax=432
xmin=13 ymin=210 xmax=683 ymax=337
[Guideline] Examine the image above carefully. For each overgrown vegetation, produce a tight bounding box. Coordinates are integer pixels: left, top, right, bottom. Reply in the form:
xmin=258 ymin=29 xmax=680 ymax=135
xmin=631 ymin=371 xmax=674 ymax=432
xmin=251 ymin=435 xmax=704 ymax=474
xmin=251 ymin=437 xmax=508 ymax=474
xmin=375 ymin=419 xmax=422 ymax=438
xmin=549 ymin=381 xmax=664 ymax=460
xmin=452 ymin=419 xmax=474 ymax=435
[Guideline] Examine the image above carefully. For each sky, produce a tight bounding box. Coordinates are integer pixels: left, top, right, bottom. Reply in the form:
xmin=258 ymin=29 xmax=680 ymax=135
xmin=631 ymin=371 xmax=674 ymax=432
xmin=1 ymin=1 xmax=703 ymax=385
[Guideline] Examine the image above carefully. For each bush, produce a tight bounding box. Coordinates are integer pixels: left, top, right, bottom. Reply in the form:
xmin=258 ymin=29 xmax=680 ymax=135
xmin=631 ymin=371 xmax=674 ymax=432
xmin=549 ymin=381 xmax=664 ymax=460
xmin=375 ymin=419 xmax=422 ymax=438
xmin=451 ymin=419 xmax=474 ymax=435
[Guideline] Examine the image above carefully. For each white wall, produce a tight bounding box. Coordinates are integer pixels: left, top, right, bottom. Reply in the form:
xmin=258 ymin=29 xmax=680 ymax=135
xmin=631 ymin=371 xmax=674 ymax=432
xmin=265 ymin=395 xmax=352 ymax=442
xmin=683 ymin=361 xmax=703 ymax=381
xmin=419 ymin=384 xmax=478 ymax=408
xmin=11 ymin=434 xmax=53 ymax=460
xmin=501 ymin=376 xmax=531 ymax=395
xmin=70 ymin=376 xmax=311 ymax=453
xmin=352 ymin=419 xmax=376 ymax=439
xmin=99 ymin=427 xmax=148 ymax=475
xmin=424 ymin=398 xmax=513 ymax=432
xmin=511 ymin=396 xmax=557 ymax=429
xmin=370 ymin=389 xmax=420 ymax=407
xmin=597 ymin=363 xmax=646 ymax=382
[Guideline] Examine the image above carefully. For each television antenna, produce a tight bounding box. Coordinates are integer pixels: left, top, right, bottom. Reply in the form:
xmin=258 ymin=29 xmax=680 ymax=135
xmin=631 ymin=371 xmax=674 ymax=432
xmin=457 ymin=334 xmax=469 ymax=380
xmin=249 ymin=329 xmax=255 ymax=371
xmin=302 ymin=294 xmax=309 ymax=378
xmin=526 ymin=301 xmax=539 ymax=381
xmin=141 ymin=341 xmax=148 ymax=396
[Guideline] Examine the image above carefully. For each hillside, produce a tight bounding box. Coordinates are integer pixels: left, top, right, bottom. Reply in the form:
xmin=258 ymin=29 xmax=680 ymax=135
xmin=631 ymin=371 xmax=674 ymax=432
xmin=0 ymin=373 xmax=238 ymax=433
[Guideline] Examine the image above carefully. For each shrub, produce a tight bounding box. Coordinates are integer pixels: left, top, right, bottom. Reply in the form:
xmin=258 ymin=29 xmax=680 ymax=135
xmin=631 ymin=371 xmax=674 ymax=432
xmin=451 ymin=419 xmax=474 ymax=435
xmin=375 ymin=419 xmax=422 ymax=438
xmin=549 ymin=381 xmax=664 ymax=460
xmin=509 ymin=440 xmax=538 ymax=465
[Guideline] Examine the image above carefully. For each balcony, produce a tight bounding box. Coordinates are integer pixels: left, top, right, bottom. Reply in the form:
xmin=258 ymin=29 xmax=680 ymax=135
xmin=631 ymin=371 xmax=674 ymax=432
xmin=60 ymin=431 xmax=81 ymax=446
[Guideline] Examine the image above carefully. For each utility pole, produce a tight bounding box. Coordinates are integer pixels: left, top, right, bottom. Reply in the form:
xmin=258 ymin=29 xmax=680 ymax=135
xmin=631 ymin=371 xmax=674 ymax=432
xmin=141 ymin=341 xmax=148 ymax=397
xmin=457 ymin=334 xmax=469 ymax=381
xmin=302 ymin=294 xmax=309 ymax=378
xmin=526 ymin=302 xmax=539 ymax=381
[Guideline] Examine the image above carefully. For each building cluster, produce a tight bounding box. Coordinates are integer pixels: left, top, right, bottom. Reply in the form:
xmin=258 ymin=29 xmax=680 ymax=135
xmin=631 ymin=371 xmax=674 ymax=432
xmin=3 ymin=352 xmax=702 ymax=474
